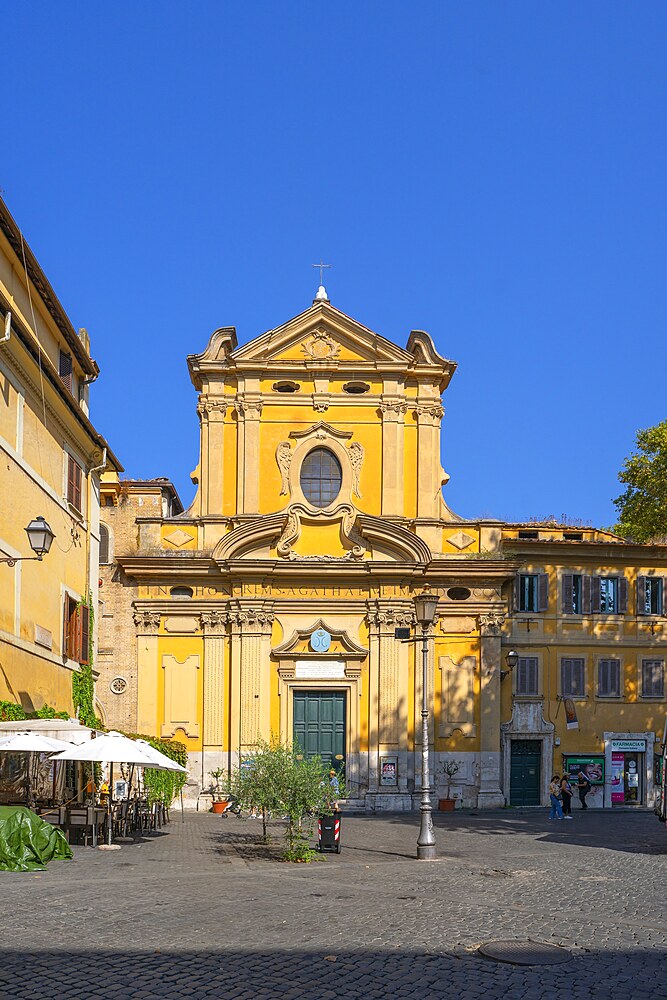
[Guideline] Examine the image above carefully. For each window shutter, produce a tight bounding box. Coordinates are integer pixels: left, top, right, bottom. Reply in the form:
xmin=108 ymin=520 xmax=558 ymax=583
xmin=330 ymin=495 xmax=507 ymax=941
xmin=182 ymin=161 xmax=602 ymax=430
xmin=64 ymin=597 xmax=78 ymax=659
xmin=80 ymin=605 xmax=89 ymax=665
xmin=582 ymin=576 xmax=592 ymax=614
xmin=562 ymin=574 xmax=574 ymax=615
xmin=58 ymin=351 xmax=73 ymax=391
xmin=67 ymin=456 xmax=76 ymax=505
xmin=538 ymin=573 xmax=549 ymax=612
xmin=99 ymin=525 xmax=109 ymax=564
xmin=513 ymin=576 xmax=521 ymax=612
xmin=589 ymin=576 xmax=600 ymax=614
xmin=661 ymin=579 xmax=667 ymax=615
xmin=618 ymin=576 xmax=628 ymax=614
xmin=636 ymin=576 xmax=647 ymax=615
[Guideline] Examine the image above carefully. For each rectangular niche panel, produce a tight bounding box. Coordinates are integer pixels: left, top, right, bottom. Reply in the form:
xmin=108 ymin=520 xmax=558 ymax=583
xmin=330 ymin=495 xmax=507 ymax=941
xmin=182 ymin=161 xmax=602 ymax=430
xmin=438 ymin=654 xmax=477 ymax=738
xmin=161 ymin=654 xmax=200 ymax=738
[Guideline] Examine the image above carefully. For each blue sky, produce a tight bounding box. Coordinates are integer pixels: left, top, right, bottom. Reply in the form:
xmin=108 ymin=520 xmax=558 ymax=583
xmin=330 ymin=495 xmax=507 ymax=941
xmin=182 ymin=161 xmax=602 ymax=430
xmin=4 ymin=3 xmax=667 ymax=526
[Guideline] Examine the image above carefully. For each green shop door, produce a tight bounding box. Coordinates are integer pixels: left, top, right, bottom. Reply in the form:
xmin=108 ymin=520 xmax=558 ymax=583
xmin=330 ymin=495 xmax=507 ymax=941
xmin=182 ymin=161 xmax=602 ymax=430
xmin=510 ymin=740 xmax=541 ymax=806
xmin=293 ymin=691 xmax=346 ymax=774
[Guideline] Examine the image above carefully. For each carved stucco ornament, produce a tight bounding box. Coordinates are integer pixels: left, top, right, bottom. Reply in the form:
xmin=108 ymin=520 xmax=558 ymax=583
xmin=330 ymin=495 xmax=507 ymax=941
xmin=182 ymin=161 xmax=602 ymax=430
xmin=301 ymin=329 xmax=341 ymax=360
xmin=347 ymin=441 xmax=364 ymax=499
xmin=276 ymin=504 xmax=366 ymax=561
xmin=276 ymin=441 xmax=292 ymax=496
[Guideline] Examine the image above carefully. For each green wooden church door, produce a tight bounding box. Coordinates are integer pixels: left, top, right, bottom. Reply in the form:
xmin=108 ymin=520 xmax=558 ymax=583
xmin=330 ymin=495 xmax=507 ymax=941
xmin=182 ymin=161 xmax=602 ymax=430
xmin=293 ymin=691 xmax=346 ymax=773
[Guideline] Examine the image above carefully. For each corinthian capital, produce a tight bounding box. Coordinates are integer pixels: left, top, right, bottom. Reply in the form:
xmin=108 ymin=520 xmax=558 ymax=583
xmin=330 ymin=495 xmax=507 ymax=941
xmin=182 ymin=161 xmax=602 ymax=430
xmin=479 ymin=612 xmax=505 ymax=636
xmin=228 ymin=608 xmax=275 ymax=632
xmin=199 ymin=610 xmax=227 ymax=632
xmin=132 ymin=610 xmax=161 ymax=632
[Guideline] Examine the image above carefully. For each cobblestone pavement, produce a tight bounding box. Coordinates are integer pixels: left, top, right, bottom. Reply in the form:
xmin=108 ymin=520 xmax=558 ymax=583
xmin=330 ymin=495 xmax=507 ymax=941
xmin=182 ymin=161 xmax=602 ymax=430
xmin=1 ymin=808 xmax=666 ymax=999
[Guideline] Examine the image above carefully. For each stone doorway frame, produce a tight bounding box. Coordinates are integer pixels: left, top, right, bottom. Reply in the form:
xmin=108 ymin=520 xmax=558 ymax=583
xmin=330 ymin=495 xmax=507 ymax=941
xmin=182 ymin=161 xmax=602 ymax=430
xmin=501 ymin=702 xmax=555 ymax=806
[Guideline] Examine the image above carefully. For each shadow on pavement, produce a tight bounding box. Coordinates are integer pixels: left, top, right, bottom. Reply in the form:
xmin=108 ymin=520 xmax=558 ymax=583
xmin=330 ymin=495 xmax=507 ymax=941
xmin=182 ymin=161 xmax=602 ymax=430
xmin=0 ymin=947 xmax=662 ymax=1000
xmin=343 ymin=809 xmax=667 ymax=856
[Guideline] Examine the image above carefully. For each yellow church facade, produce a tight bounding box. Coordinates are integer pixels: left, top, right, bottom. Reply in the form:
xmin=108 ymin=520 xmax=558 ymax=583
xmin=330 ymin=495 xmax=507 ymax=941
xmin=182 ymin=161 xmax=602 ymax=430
xmin=98 ymin=292 xmax=667 ymax=810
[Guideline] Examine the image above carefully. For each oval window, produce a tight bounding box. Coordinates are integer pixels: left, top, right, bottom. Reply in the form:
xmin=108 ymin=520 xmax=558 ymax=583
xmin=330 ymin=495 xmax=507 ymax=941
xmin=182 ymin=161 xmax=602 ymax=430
xmin=447 ymin=587 xmax=471 ymax=602
xmin=343 ymin=381 xmax=370 ymax=394
xmin=273 ymin=381 xmax=300 ymax=393
xmin=300 ymin=448 xmax=342 ymax=508
xmin=170 ymin=586 xmax=193 ymax=600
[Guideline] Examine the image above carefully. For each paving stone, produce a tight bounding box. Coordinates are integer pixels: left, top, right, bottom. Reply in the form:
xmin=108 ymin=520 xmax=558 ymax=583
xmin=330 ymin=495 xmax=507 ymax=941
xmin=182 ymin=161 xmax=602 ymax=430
xmin=1 ymin=809 xmax=666 ymax=997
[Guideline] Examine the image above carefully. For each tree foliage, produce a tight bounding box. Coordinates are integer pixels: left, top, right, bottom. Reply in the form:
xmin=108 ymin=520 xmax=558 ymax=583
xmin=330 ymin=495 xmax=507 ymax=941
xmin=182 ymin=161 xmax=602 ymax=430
xmin=230 ymin=737 xmax=334 ymax=861
xmin=613 ymin=420 xmax=667 ymax=543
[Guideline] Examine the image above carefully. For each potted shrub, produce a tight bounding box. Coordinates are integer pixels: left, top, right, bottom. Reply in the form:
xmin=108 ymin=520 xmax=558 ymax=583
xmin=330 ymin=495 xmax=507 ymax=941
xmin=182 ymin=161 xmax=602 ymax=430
xmin=209 ymin=768 xmax=230 ymax=814
xmin=438 ymin=759 xmax=462 ymax=811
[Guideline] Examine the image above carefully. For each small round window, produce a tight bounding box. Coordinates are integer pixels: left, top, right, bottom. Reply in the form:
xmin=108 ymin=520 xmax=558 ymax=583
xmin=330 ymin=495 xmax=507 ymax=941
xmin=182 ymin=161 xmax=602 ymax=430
xmin=447 ymin=587 xmax=471 ymax=602
xmin=300 ymin=448 xmax=342 ymax=508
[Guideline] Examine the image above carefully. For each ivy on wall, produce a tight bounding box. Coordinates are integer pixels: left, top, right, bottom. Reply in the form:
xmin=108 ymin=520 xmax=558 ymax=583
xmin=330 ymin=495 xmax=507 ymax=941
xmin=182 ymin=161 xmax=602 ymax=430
xmin=72 ymin=592 xmax=102 ymax=729
xmin=120 ymin=733 xmax=188 ymax=805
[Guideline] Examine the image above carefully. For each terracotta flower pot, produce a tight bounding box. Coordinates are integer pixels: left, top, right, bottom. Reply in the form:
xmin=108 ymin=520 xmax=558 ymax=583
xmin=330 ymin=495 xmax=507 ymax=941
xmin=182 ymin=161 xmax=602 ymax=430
xmin=438 ymin=798 xmax=456 ymax=812
xmin=212 ymin=800 xmax=229 ymax=814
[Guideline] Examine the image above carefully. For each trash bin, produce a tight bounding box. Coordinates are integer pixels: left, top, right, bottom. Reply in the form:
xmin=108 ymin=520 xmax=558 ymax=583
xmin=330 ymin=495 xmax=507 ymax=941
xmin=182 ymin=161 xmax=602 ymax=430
xmin=318 ymin=811 xmax=341 ymax=853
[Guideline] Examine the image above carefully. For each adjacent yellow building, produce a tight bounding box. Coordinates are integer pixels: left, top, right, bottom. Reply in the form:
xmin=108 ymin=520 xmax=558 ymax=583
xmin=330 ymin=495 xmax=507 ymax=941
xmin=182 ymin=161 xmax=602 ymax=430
xmin=0 ymin=197 xmax=121 ymax=720
xmin=96 ymin=287 xmax=667 ymax=810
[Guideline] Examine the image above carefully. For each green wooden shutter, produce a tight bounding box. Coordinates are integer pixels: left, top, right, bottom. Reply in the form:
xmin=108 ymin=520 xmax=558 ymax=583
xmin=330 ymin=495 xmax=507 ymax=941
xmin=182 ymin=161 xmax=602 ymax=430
xmin=537 ymin=573 xmax=549 ymax=612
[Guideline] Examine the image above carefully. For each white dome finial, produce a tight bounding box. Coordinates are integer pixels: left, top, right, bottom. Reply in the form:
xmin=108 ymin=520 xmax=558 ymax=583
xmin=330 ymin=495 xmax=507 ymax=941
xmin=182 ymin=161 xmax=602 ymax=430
xmin=311 ymin=260 xmax=332 ymax=303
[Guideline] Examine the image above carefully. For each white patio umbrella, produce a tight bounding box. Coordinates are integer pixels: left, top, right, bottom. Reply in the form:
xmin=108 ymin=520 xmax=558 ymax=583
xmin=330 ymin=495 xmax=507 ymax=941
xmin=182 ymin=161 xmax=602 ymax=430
xmin=50 ymin=731 xmax=165 ymax=847
xmin=0 ymin=731 xmax=74 ymax=807
xmin=134 ymin=740 xmax=188 ymax=823
xmin=134 ymin=740 xmax=187 ymax=773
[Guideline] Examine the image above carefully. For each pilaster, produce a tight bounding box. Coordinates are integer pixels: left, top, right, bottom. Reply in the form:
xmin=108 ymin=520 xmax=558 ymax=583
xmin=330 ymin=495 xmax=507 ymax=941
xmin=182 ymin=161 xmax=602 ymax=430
xmin=235 ymin=396 xmax=263 ymax=514
xmin=380 ymin=399 xmax=406 ymax=516
xmin=477 ymin=612 xmax=506 ymax=808
xmin=227 ymin=603 xmax=275 ymax=749
xmin=197 ymin=396 xmax=227 ymax=516
xmin=200 ymin=610 xmax=227 ymax=748
xmin=133 ymin=610 xmax=161 ymax=736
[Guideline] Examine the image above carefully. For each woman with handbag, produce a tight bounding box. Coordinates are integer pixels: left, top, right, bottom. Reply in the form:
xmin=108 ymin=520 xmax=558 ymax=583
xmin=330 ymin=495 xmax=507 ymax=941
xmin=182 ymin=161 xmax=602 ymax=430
xmin=548 ymin=775 xmax=564 ymax=820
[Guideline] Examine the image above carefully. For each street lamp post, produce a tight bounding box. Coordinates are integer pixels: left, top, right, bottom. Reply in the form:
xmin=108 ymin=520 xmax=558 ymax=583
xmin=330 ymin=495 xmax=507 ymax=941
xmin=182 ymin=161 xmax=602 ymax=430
xmin=0 ymin=516 xmax=55 ymax=566
xmin=413 ymin=586 xmax=439 ymax=860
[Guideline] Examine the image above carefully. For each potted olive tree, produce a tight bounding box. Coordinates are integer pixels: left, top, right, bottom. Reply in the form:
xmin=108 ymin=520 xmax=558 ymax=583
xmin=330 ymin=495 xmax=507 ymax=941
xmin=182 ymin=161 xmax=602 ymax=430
xmin=209 ymin=768 xmax=230 ymax=814
xmin=438 ymin=759 xmax=463 ymax=811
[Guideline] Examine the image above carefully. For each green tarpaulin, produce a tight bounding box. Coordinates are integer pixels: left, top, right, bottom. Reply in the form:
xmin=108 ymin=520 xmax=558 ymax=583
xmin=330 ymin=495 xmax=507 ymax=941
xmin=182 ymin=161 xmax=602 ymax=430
xmin=0 ymin=805 xmax=73 ymax=872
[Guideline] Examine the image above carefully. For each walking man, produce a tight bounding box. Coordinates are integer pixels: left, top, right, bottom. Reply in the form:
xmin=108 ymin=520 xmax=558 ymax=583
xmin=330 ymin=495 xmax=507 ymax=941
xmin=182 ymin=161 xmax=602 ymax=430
xmin=577 ymin=770 xmax=592 ymax=810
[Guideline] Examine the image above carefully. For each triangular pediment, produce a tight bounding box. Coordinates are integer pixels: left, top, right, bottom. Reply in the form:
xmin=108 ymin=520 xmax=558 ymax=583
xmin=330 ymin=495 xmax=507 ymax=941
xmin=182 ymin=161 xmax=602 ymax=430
xmin=232 ymin=302 xmax=413 ymax=367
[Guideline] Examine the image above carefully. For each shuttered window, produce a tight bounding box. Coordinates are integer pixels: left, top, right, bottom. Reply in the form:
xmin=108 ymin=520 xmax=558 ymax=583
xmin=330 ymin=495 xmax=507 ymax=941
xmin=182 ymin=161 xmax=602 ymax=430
xmin=63 ymin=596 xmax=89 ymax=663
xmin=516 ymin=573 xmax=549 ymax=613
xmin=99 ymin=524 xmax=110 ymax=564
xmin=642 ymin=660 xmax=665 ymax=699
xmin=561 ymin=657 xmax=586 ymax=697
xmin=597 ymin=659 xmax=621 ymax=698
xmin=516 ymin=657 xmax=539 ymax=696
xmin=562 ymin=574 xmax=583 ymax=614
xmin=637 ymin=577 xmax=664 ymax=615
xmin=58 ymin=351 xmax=73 ymax=392
xmin=67 ymin=454 xmax=83 ymax=512
xmin=590 ymin=576 xmax=628 ymax=615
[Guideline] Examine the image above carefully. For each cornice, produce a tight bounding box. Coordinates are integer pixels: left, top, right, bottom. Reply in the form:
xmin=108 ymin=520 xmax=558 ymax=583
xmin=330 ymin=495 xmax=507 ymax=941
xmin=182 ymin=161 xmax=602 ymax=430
xmin=0 ymin=198 xmax=97 ymax=376
xmin=0 ymin=322 xmax=123 ymax=469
